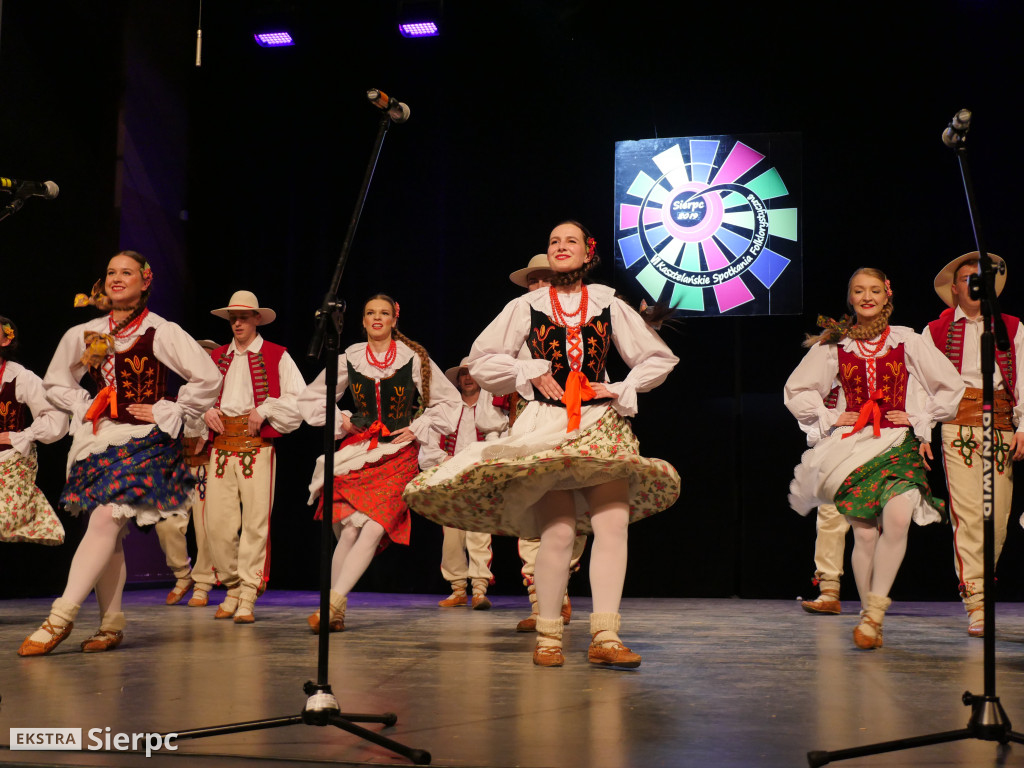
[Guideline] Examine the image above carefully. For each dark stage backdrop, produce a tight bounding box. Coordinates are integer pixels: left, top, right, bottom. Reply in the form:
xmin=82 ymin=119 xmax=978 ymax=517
xmin=2 ymin=1 xmax=1024 ymax=605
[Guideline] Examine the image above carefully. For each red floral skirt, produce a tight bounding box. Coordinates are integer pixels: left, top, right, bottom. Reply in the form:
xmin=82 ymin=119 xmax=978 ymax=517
xmin=315 ymin=443 xmax=419 ymax=549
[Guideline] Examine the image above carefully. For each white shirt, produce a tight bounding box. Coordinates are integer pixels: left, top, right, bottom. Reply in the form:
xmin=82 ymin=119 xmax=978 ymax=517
xmin=217 ymin=334 xmax=306 ymax=434
xmin=44 ymin=312 xmax=222 ymax=441
xmin=418 ymin=395 xmax=508 ymax=469
xmin=921 ymin=306 xmax=1024 ymax=432
xmin=298 ymin=340 xmax=463 ymax=445
xmin=0 ymin=360 xmax=68 ymax=458
xmin=466 ymin=283 xmax=678 ymax=418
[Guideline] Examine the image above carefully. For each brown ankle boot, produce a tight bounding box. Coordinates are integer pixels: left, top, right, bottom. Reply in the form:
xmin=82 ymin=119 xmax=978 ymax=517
xmin=438 ymin=584 xmax=468 ymax=607
xmin=802 ymin=580 xmax=841 ymax=615
xmin=853 ymin=593 xmax=892 ymax=649
xmin=533 ymin=617 xmax=564 ymax=667
xmin=18 ymin=598 xmax=80 ymax=657
xmin=588 ymin=612 xmax=641 ymax=668
xmin=81 ymin=612 xmax=126 ymax=652
xmin=308 ymin=592 xmax=347 ymax=633
xmin=964 ymin=594 xmax=984 ymax=638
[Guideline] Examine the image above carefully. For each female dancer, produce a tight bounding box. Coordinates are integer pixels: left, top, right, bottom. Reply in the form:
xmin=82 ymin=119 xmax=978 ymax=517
xmin=404 ymin=221 xmax=680 ymax=668
xmin=786 ymin=268 xmax=963 ymax=649
xmin=299 ymin=294 xmax=461 ymax=633
xmin=0 ymin=316 xmax=67 ymax=546
xmin=17 ymin=251 xmax=221 ymax=655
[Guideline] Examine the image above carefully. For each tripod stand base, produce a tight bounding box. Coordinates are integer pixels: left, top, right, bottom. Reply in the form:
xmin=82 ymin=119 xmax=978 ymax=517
xmin=167 ymin=683 xmax=431 ymax=765
xmin=807 ymin=692 xmax=1024 ymax=766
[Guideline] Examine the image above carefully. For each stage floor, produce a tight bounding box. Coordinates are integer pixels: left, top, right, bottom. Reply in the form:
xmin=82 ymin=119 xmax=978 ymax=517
xmin=3 ymin=591 xmax=1024 ymax=767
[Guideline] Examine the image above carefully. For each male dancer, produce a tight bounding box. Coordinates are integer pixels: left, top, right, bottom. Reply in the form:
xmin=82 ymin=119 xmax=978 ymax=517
xmin=423 ymin=363 xmax=507 ymax=609
xmin=921 ymin=252 xmax=1024 ymax=637
xmin=159 ymin=339 xmax=219 ymax=606
xmin=504 ymin=254 xmax=586 ymax=631
xmin=193 ymin=291 xmax=305 ymax=623
xmin=799 ymin=387 xmax=851 ymax=615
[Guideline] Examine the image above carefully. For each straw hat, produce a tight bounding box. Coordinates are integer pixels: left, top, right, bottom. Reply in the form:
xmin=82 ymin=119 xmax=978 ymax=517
xmin=210 ymin=290 xmax=277 ymax=325
xmin=444 ymin=358 xmax=471 ymax=387
xmin=508 ymin=254 xmax=553 ymax=288
xmin=195 ymin=339 xmax=220 ymax=351
xmin=933 ymin=252 xmax=1006 ymax=307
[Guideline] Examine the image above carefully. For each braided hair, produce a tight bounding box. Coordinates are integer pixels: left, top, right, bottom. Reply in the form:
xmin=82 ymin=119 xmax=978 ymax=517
xmin=547 ymin=220 xmax=602 ymax=287
xmin=0 ymin=315 xmax=18 ymax=361
xmin=803 ymin=267 xmax=893 ymax=347
xmin=363 ymin=294 xmax=432 ymax=410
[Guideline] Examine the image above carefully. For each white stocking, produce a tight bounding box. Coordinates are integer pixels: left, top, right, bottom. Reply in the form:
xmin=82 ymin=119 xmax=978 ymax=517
xmin=585 ymin=480 xmax=629 ymax=615
xmin=330 ymin=522 xmax=361 ymax=586
xmin=330 ymin=519 xmax=385 ymax=597
xmin=534 ymin=490 xmax=576 ymax=622
xmin=63 ymin=506 xmax=129 ymax=606
xmin=849 ymin=517 xmax=878 ymax=603
xmin=94 ymin=535 xmax=127 ymax=619
xmin=869 ymin=491 xmax=915 ymax=597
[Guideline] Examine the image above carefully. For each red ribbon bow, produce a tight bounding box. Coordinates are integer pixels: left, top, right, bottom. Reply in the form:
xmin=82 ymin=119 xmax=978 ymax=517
xmin=842 ymin=390 xmax=884 ymax=439
xmin=84 ymin=385 xmax=118 ymax=434
xmin=562 ymin=371 xmax=595 ymax=432
xmin=362 ymin=419 xmax=391 ymax=450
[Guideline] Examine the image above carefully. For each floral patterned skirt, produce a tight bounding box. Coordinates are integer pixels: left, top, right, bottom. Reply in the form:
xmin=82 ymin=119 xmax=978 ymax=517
xmin=403 ymin=406 xmax=680 ymax=538
xmin=833 ymin=434 xmax=943 ymax=522
xmin=0 ymin=446 xmax=65 ymax=545
xmin=315 ymin=443 xmax=419 ymax=549
xmin=60 ymin=428 xmax=195 ymax=520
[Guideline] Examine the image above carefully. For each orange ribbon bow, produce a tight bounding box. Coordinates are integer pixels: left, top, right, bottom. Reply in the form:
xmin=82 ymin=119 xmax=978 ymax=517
xmin=842 ymin=390 xmax=883 ymax=439
xmin=561 ymin=371 xmax=596 ymax=432
xmin=84 ymin=385 xmax=118 ymax=434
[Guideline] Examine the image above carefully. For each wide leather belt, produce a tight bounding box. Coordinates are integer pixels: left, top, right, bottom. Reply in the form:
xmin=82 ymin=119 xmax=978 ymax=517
xmin=212 ymin=414 xmax=270 ymax=452
xmin=949 ymin=387 xmax=1014 ymax=431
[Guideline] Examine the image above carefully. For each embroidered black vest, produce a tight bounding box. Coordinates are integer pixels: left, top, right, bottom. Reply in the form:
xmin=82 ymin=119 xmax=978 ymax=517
xmin=89 ymin=327 xmax=169 ymax=426
xmin=0 ymin=378 xmax=28 ymax=432
xmin=526 ymin=306 xmax=612 ymax=407
xmin=346 ymin=357 xmax=417 ymax=440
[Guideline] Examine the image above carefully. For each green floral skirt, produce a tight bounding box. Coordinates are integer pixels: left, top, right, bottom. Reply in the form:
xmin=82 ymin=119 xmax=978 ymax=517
xmin=834 ymin=435 xmax=944 ymax=521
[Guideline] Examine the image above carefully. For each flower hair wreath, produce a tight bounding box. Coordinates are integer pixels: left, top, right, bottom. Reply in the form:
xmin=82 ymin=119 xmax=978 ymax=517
xmin=586 ymin=237 xmax=597 ymax=258
xmin=883 ymin=278 xmax=892 ymax=297
xmin=1 ymin=323 xmax=13 ymax=342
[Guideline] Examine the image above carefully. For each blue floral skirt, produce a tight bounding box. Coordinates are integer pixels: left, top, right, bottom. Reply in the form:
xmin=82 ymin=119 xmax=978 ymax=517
xmin=60 ymin=428 xmax=195 ymax=518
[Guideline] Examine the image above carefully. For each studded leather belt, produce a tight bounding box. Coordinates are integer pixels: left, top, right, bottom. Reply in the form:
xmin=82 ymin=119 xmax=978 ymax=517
xmin=212 ymin=414 xmax=271 ymax=452
xmin=949 ymin=387 xmax=1014 ymax=431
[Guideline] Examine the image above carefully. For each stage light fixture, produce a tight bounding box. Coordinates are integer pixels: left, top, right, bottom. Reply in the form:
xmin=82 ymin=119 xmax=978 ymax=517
xmin=254 ymin=31 xmax=294 ymax=47
xmin=398 ymin=0 xmax=442 ymax=37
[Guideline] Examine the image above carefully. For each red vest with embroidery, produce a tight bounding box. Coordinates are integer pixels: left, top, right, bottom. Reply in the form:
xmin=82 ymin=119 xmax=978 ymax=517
xmin=88 ymin=326 xmax=169 ymax=426
xmin=0 ymin=378 xmax=28 ymax=432
xmin=837 ymin=344 xmax=909 ymax=429
xmin=926 ymin=307 xmax=1019 ymax=403
xmin=438 ymin=404 xmax=486 ymax=456
xmin=211 ymin=341 xmax=287 ymax=439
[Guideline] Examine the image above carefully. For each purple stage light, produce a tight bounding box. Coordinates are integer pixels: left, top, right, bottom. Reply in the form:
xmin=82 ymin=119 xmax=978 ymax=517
xmin=254 ymin=31 xmax=294 ymax=47
xmin=398 ymin=21 xmax=439 ymax=38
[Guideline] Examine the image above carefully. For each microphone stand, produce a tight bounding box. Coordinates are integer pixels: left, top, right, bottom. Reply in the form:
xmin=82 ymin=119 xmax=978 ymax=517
xmin=0 ymin=196 xmax=26 ymax=224
xmin=165 ymin=107 xmax=431 ymax=765
xmin=808 ymin=111 xmax=1024 ymax=766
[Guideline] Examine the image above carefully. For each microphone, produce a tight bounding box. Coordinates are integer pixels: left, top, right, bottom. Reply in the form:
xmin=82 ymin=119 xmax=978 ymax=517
xmin=0 ymin=177 xmax=60 ymax=200
xmin=942 ymin=108 xmax=972 ymax=148
xmin=366 ymin=88 xmax=411 ymax=123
